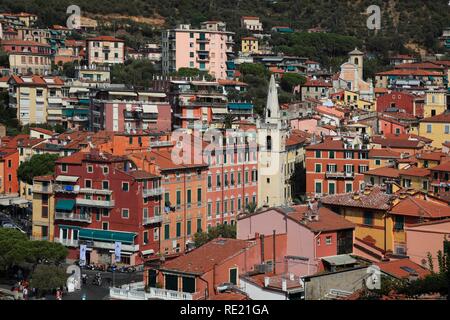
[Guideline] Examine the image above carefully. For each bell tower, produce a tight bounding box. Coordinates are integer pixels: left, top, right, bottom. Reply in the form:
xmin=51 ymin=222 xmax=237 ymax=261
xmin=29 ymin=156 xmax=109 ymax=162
xmin=349 ymin=47 xmax=364 ymax=80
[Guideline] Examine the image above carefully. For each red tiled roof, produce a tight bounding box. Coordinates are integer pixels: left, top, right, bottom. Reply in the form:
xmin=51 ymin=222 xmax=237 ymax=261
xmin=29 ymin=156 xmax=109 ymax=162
xmin=376 ymin=69 xmax=443 ymax=76
xmin=321 ymin=186 xmax=394 ymax=210
xmin=306 ymin=138 xmax=349 ymax=151
xmin=376 ymin=259 xmax=430 ymax=279
xmin=286 ymin=205 xmax=355 ymax=232
xmin=389 ymin=196 xmax=450 ymax=219
xmin=372 ymin=136 xmax=425 ymax=149
xmin=160 ymin=238 xmax=253 ymax=275
xmin=30 ymin=127 xmax=55 ymax=136
xmin=429 ymin=161 xmax=450 ymax=172
xmin=399 ymin=167 xmax=430 ymax=177
xmin=394 ymin=62 xmax=445 ymax=70
xmin=368 ymin=148 xmax=402 ymax=159
xmin=34 ymin=175 xmax=54 ymax=182
xmin=1 ymin=39 xmax=51 ymax=47
xmin=365 ymin=167 xmax=400 ymax=178
xmin=241 ymin=36 xmax=258 ymax=41
xmin=9 ymin=75 xmax=64 ymax=86
xmin=303 ymin=79 xmax=332 ymax=87
xmin=217 ymin=79 xmax=248 ymax=86
xmin=415 ymin=151 xmax=447 ymax=162
xmin=421 ymin=112 xmax=450 ymax=123
xmin=286 ymin=130 xmax=308 ymax=147
xmin=123 ymin=170 xmax=159 ymax=180
xmin=87 ymin=36 xmax=124 ymax=42
xmin=209 ymin=292 xmax=248 ymax=300
xmin=243 ymin=273 xmax=303 ymax=291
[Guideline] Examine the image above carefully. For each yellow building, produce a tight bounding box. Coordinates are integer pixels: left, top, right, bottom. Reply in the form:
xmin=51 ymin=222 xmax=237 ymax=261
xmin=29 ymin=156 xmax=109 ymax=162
xmin=321 ymin=186 xmax=450 ymax=257
xmin=417 ymin=113 xmax=450 ymax=148
xmin=399 ymin=167 xmax=430 ymax=192
xmin=368 ymin=148 xmax=402 ymax=170
xmin=31 ymin=175 xmax=55 ymax=241
xmin=9 ymin=75 xmax=65 ymax=126
xmin=423 ymin=90 xmax=447 ymax=118
xmin=241 ymin=37 xmax=259 ymax=54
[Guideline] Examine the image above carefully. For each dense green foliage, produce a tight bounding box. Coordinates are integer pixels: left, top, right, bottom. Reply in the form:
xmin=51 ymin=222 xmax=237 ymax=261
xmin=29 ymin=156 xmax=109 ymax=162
xmin=280 ymin=73 xmax=306 ymax=93
xmin=193 ymin=224 xmax=237 ymax=248
xmin=30 ymin=264 xmax=68 ymax=292
xmin=0 ymin=0 xmax=447 ymax=53
xmin=170 ymin=68 xmax=213 ymax=81
xmin=111 ymin=59 xmax=157 ymax=87
xmin=0 ymin=229 xmax=68 ymax=270
xmin=17 ymin=153 xmax=60 ymax=185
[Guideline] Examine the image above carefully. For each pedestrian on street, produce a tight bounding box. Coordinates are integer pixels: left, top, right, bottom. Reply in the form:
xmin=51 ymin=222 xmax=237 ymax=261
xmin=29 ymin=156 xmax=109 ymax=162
xmin=23 ymin=287 xmax=28 ymax=300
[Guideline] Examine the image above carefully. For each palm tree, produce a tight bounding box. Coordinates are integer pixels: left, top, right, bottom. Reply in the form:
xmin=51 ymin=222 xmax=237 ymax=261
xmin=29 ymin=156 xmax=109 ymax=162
xmin=223 ymin=114 xmax=237 ymax=129
xmin=245 ymin=202 xmax=257 ymax=214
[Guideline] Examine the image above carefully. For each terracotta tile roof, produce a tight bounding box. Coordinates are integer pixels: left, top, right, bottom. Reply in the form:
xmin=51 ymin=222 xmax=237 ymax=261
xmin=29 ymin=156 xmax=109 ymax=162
xmin=160 ymin=238 xmax=253 ymax=275
xmin=376 ymin=69 xmax=443 ymax=76
xmin=286 ymin=130 xmax=308 ymax=147
xmin=381 ymin=112 xmax=417 ymax=121
xmin=421 ymin=112 xmax=450 ymax=123
xmin=285 ymin=205 xmax=355 ymax=232
xmin=316 ymin=106 xmax=344 ymax=119
xmin=394 ymin=62 xmax=445 ymax=70
xmin=415 ymin=151 xmax=447 ymax=162
xmin=376 ymin=259 xmax=430 ymax=279
xmin=305 ymin=139 xmax=344 ymax=151
xmin=241 ymin=36 xmax=258 ymax=41
xmin=87 ymin=36 xmax=124 ymax=42
xmin=429 ymin=161 xmax=450 ymax=172
xmin=16 ymin=137 xmax=45 ymax=148
xmin=1 ymin=39 xmax=51 ymax=47
xmin=9 ymin=75 xmax=64 ymax=86
xmin=321 ymin=186 xmax=394 ymax=210
xmin=133 ymin=149 xmax=208 ymax=171
xmin=383 ymin=133 xmax=433 ymax=144
xmin=390 ymin=195 xmax=450 ymax=218
xmin=372 ymin=136 xmax=425 ymax=149
xmin=399 ymin=167 xmax=430 ymax=177
xmin=30 ymin=127 xmax=55 ymax=136
xmin=368 ymin=148 xmax=402 ymax=159
xmin=303 ymin=79 xmax=332 ymax=87
xmin=34 ymin=175 xmax=54 ymax=182
xmin=217 ymin=79 xmax=248 ymax=86
xmin=365 ymin=167 xmax=400 ymax=178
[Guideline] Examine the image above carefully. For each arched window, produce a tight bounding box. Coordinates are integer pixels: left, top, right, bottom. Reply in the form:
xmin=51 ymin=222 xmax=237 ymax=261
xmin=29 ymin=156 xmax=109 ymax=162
xmin=267 ymin=108 xmax=271 ymax=118
xmin=354 ymin=57 xmax=359 ymax=65
xmin=266 ymin=135 xmax=272 ymax=151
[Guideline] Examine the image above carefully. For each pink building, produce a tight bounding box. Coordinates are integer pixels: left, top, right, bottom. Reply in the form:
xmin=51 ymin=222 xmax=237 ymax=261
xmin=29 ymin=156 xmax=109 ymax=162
xmin=162 ymin=21 xmax=234 ymax=80
xmin=237 ymin=204 xmax=355 ymax=276
xmin=405 ymin=219 xmax=450 ymax=268
xmin=205 ymin=131 xmax=258 ymax=228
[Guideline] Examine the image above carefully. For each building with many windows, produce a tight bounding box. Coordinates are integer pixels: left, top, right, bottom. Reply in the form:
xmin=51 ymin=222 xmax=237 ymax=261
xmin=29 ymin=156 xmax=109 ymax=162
xmin=86 ymin=36 xmax=125 ymax=65
xmin=161 ymin=21 xmax=234 ymax=79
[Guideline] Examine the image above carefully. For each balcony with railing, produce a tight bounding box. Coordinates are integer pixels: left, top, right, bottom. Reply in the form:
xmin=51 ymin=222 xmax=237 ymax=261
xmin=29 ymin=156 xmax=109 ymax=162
xmin=143 ymin=187 xmax=164 ymax=197
xmin=143 ymin=215 xmax=163 ymax=225
xmin=55 ymin=211 xmax=92 ymax=223
xmin=79 ymin=188 xmax=113 ymax=195
xmin=325 ymin=172 xmax=355 ymax=179
xmin=54 ymin=237 xmax=79 ymax=247
xmin=32 ymin=184 xmax=53 ymax=194
xmin=54 ymin=184 xmax=80 ymax=194
xmin=76 ymin=198 xmax=115 ymax=208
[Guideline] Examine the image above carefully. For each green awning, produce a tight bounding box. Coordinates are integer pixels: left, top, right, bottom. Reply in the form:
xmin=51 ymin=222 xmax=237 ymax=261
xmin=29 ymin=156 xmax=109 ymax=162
xmin=79 ymin=228 xmax=136 ymax=244
xmin=56 ymin=199 xmax=75 ymax=211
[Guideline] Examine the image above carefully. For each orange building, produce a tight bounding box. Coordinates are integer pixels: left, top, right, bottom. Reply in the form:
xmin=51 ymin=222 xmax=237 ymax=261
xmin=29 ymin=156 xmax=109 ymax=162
xmin=0 ymin=148 xmax=19 ymax=194
xmin=129 ymin=149 xmax=209 ymax=254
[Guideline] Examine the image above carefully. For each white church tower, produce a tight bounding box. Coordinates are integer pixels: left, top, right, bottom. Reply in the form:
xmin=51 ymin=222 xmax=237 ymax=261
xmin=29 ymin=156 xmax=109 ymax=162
xmin=257 ymin=75 xmax=289 ymax=208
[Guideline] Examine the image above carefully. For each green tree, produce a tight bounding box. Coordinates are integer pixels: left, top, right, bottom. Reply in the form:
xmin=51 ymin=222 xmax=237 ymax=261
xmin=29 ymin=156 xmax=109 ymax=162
xmin=193 ymin=224 xmax=237 ymax=248
xmin=0 ymin=48 xmax=9 ymax=68
xmin=17 ymin=153 xmax=60 ymax=185
xmin=30 ymin=264 xmax=68 ymax=294
xmin=170 ymin=67 xmax=213 ymax=81
xmin=280 ymin=73 xmax=306 ymax=93
xmin=245 ymin=202 xmax=257 ymax=214
xmin=111 ymin=59 xmax=156 ymax=87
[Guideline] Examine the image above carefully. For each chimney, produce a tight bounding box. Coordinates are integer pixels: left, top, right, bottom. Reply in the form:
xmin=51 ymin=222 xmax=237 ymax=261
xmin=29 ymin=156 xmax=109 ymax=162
xmin=264 ymin=277 xmax=270 ymax=287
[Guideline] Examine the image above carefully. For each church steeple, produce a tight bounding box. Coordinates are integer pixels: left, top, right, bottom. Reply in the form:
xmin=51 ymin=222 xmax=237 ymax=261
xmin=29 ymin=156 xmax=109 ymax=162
xmin=266 ymin=74 xmax=280 ymax=121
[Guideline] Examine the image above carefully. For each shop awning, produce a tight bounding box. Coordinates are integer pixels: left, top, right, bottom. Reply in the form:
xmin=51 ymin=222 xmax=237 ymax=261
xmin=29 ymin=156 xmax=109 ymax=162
xmin=79 ymin=229 xmax=136 ymax=244
xmin=142 ymin=104 xmax=158 ymax=113
xmin=211 ymin=107 xmax=228 ymax=114
xmin=228 ymin=103 xmax=253 ymax=110
xmin=55 ymin=175 xmax=79 ymax=183
xmin=56 ymin=199 xmax=75 ymax=211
